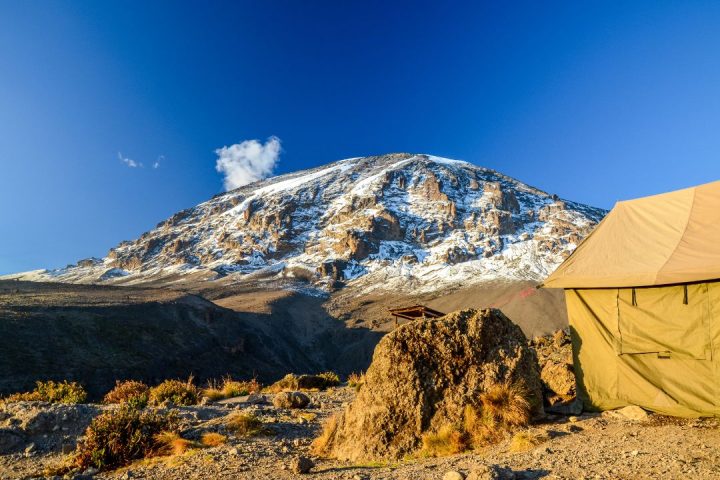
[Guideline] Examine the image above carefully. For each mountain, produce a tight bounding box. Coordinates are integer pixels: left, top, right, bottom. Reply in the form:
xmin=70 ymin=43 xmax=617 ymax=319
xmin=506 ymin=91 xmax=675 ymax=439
xmin=6 ymin=153 xmax=606 ymax=291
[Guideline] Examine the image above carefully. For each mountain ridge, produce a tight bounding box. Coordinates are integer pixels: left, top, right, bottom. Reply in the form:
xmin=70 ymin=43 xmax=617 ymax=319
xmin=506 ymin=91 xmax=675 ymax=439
xmin=4 ymin=153 xmax=606 ymax=291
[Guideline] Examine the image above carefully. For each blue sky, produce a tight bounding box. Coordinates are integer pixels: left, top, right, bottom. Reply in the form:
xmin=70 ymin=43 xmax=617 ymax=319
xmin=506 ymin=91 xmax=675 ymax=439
xmin=2 ymin=1 xmax=720 ymax=274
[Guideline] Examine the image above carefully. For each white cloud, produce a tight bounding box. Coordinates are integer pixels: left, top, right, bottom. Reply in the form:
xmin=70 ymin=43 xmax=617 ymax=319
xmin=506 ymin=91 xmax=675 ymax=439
xmin=118 ymin=152 xmax=143 ymax=168
xmin=153 ymin=155 xmax=163 ymax=169
xmin=215 ymin=136 xmax=281 ymax=191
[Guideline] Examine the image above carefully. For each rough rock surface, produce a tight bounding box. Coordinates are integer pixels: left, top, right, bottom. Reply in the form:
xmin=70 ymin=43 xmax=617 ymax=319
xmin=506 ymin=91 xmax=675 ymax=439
xmin=0 ymin=401 xmax=101 ymax=455
xmin=531 ymin=329 xmax=576 ymax=405
xmin=327 ymin=309 xmax=542 ymax=461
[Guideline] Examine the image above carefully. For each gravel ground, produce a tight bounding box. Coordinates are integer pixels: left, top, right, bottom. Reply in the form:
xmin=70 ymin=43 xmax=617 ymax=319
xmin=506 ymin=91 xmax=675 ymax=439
xmin=2 ymin=387 xmax=720 ymax=480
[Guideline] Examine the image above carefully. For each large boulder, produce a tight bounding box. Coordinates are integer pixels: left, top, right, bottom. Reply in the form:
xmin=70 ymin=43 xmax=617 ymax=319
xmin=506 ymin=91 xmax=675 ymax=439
xmin=324 ymin=308 xmax=543 ymax=461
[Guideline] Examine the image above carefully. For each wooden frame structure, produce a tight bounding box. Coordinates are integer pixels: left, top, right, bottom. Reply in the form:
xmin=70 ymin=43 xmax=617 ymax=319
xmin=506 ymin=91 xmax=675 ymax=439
xmin=389 ymin=304 xmax=445 ymax=327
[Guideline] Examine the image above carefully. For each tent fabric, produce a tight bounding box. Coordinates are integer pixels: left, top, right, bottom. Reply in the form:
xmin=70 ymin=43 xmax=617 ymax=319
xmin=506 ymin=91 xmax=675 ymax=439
xmin=543 ymin=180 xmax=720 ymax=288
xmin=567 ymin=285 xmax=720 ymax=417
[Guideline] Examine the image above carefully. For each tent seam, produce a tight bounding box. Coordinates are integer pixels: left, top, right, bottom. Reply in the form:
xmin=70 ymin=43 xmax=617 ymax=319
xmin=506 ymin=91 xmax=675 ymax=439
xmin=654 ymin=188 xmax=696 ymax=285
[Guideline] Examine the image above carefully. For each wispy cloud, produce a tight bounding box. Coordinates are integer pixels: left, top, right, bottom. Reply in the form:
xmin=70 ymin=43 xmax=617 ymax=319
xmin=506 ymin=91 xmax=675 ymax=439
xmin=153 ymin=155 xmax=163 ymax=169
xmin=215 ymin=136 xmax=281 ymax=191
xmin=118 ymin=152 xmax=143 ymax=168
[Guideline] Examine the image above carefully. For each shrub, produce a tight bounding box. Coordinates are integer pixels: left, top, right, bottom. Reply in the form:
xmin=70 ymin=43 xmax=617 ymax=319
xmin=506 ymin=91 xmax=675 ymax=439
xmin=266 ymin=372 xmax=340 ymax=393
xmin=3 ymin=380 xmax=87 ymax=404
xmin=509 ymin=431 xmax=549 ymax=452
xmin=226 ymin=412 xmax=264 ymax=436
xmin=310 ymin=414 xmax=338 ymax=457
xmin=202 ymin=377 xmax=261 ymax=401
xmin=420 ymin=425 xmax=468 ymax=457
xmin=149 ymin=377 xmax=199 ymax=406
xmin=155 ymin=431 xmax=193 ymax=456
xmin=73 ymin=405 xmax=180 ymax=471
xmin=200 ymin=432 xmax=227 ymax=447
xmin=318 ymin=371 xmax=340 ymax=387
xmin=103 ymin=380 xmax=149 ymax=408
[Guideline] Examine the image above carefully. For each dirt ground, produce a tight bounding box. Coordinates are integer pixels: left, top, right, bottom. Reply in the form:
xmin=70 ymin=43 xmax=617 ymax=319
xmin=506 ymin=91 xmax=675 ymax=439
xmin=3 ymin=387 xmax=720 ymax=480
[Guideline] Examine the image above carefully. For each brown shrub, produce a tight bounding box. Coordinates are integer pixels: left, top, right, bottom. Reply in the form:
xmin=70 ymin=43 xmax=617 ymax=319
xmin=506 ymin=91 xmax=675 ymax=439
xmin=73 ymin=405 xmax=180 ymax=471
xmin=103 ymin=380 xmax=149 ymax=408
xmin=149 ymin=377 xmax=199 ymax=406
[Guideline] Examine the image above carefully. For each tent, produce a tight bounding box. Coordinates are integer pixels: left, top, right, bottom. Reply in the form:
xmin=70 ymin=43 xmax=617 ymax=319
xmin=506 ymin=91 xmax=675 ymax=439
xmin=542 ymin=180 xmax=720 ymax=417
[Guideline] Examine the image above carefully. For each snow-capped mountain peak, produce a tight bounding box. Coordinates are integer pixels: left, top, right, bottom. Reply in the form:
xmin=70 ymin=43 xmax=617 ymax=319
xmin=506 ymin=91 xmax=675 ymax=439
xmin=8 ymin=153 xmax=606 ymax=292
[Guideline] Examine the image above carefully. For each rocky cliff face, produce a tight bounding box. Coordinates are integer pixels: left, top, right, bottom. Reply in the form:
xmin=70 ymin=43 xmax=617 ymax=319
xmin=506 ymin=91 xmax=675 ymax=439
xmin=10 ymin=153 xmax=605 ymax=292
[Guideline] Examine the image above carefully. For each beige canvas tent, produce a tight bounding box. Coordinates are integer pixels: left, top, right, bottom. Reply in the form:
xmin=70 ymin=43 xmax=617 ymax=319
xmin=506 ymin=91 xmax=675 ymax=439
xmin=543 ymin=180 xmax=720 ymax=417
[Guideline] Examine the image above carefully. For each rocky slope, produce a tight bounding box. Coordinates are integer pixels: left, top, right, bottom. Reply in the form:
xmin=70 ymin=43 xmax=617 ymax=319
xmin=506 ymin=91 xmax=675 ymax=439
xmin=5 ymin=153 xmax=605 ymax=293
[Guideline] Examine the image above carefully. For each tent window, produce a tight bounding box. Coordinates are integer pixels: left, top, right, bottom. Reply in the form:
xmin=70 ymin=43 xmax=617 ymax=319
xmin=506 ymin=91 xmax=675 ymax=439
xmin=618 ymin=283 xmax=710 ymax=360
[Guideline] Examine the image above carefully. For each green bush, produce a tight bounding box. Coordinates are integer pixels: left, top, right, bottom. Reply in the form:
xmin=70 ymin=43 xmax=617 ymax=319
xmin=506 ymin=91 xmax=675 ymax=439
xmin=149 ymin=378 xmax=199 ymax=406
xmin=73 ymin=405 xmax=180 ymax=471
xmin=103 ymin=380 xmax=149 ymax=409
xmin=3 ymin=380 xmax=87 ymax=404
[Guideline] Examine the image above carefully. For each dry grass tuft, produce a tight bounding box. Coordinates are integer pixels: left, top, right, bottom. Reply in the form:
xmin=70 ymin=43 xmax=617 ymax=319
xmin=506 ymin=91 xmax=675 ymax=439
xmin=200 ymin=432 xmax=227 ymax=447
xmin=463 ymin=404 xmax=503 ymax=446
xmin=479 ymin=382 xmax=532 ymax=428
xmin=155 ymin=431 xmax=193 ymax=456
xmin=226 ymin=412 xmax=264 ymax=437
xmin=420 ymin=425 xmax=468 ymax=457
xmin=310 ymin=414 xmax=338 ymax=457
xmin=202 ymin=377 xmax=261 ymax=402
xmin=347 ymin=372 xmax=365 ymax=391
xmin=509 ymin=431 xmax=549 ymax=452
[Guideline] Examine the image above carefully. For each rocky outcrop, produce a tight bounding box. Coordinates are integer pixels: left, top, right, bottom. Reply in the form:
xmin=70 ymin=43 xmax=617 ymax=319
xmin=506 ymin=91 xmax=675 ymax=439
xmin=325 ymin=309 xmax=543 ymax=461
xmin=532 ymin=329 xmax=576 ymax=405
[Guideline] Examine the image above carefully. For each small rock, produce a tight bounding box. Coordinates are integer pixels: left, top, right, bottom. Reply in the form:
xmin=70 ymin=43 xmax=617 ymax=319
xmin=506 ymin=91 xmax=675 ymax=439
xmin=291 ymin=455 xmax=314 ymax=474
xmin=62 ymin=442 xmax=75 ymax=454
xmin=228 ymin=447 xmax=239 ymax=455
xmin=246 ymin=393 xmax=266 ymax=404
xmin=273 ymin=391 xmax=311 ymax=409
xmin=569 ymin=416 xmax=579 ymax=423
xmin=605 ymin=405 xmax=649 ymax=422
xmin=83 ymin=467 xmax=99 ymax=476
xmin=443 ymin=471 xmax=465 ymax=480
